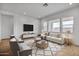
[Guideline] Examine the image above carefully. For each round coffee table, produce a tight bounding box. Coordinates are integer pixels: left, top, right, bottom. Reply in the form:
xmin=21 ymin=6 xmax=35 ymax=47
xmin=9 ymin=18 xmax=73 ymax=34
xmin=36 ymin=40 xmax=48 ymax=49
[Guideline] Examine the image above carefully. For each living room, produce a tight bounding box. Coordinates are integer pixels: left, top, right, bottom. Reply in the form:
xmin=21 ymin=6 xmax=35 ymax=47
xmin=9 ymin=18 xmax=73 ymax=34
xmin=0 ymin=3 xmax=79 ymax=56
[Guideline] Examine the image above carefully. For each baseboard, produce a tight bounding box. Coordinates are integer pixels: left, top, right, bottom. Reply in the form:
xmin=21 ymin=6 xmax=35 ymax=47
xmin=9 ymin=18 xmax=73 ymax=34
xmin=1 ymin=36 xmax=10 ymax=40
xmin=1 ymin=37 xmax=10 ymax=40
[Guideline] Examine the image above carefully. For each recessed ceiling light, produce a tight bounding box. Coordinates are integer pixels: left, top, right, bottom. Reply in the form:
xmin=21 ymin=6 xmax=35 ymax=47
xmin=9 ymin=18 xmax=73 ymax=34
xmin=69 ymin=3 xmax=72 ymax=5
xmin=39 ymin=16 xmax=40 ymax=17
xmin=24 ymin=12 xmax=26 ymax=15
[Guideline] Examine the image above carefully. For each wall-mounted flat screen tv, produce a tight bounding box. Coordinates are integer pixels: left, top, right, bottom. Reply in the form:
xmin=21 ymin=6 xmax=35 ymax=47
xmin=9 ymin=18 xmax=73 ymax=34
xmin=23 ymin=24 xmax=33 ymax=31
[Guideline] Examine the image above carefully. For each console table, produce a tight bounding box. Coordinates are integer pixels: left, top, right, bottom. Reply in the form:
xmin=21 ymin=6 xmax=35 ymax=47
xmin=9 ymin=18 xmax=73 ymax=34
xmin=21 ymin=33 xmax=37 ymax=39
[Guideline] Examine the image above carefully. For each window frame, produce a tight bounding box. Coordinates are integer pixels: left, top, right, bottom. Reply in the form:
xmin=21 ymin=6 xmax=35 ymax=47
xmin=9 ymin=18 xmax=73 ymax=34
xmin=61 ymin=16 xmax=74 ymax=33
xmin=42 ymin=16 xmax=74 ymax=33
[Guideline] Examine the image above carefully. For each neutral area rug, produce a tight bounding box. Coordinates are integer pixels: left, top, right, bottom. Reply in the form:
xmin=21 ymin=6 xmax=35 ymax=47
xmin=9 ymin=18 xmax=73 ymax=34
xmin=24 ymin=38 xmax=64 ymax=56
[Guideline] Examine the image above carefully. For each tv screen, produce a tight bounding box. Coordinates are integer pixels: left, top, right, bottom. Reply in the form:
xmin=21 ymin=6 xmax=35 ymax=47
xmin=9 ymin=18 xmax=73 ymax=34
xmin=23 ymin=24 xmax=33 ymax=31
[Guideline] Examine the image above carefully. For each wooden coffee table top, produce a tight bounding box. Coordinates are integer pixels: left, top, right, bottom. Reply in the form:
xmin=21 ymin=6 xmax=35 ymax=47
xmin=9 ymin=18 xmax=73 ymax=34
xmin=36 ymin=40 xmax=48 ymax=49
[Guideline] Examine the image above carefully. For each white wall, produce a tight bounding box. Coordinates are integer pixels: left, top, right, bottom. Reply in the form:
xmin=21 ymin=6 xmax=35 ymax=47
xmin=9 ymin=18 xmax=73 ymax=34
xmin=14 ymin=15 xmax=40 ymax=37
xmin=0 ymin=14 xmax=14 ymax=39
xmin=41 ymin=6 xmax=79 ymax=45
xmin=0 ymin=14 xmax=1 ymax=40
xmin=0 ymin=11 xmax=40 ymax=39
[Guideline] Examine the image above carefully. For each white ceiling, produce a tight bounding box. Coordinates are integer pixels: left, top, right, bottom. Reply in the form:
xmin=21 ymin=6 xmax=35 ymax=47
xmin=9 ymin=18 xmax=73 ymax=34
xmin=0 ymin=3 xmax=79 ymax=19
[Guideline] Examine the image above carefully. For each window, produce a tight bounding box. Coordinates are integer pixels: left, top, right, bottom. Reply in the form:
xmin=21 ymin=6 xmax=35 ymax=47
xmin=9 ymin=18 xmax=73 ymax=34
xmin=52 ymin=22 xmax=60 ymax=32
xmin=62 ymin=17 xmax=73 ymax=33
xmin=42 ymin=16 xmax=74 ymax=33
xmin=52 ymin=19 xmax=60 ymax=32
xmin=48 ymin=21 xmax=52 ymax=32
xmin=42 ymin=22 xmax=48 ymax=32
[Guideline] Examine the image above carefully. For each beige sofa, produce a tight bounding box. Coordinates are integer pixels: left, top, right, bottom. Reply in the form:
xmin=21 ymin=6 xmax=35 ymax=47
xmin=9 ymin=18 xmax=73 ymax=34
xmin=46 ymin=36 xmax=64 ymax=44
xmin=41 ymin=33 xmax=64 ymax=44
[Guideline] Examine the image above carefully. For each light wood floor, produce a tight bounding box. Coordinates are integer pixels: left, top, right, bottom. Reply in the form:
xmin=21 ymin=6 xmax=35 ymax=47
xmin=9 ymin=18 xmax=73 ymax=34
xmin=0 ymin=39 xmax=13 ymax=56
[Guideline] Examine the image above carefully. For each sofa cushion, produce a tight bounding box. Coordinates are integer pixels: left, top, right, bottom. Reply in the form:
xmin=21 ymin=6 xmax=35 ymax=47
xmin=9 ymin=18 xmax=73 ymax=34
xmin=56 ymin=34 xmax=62 ymax=38
xmin=46 ymin=36 xmax=64 ymax=44
xmin=18 ymin=43 xmax=31 ymax=52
